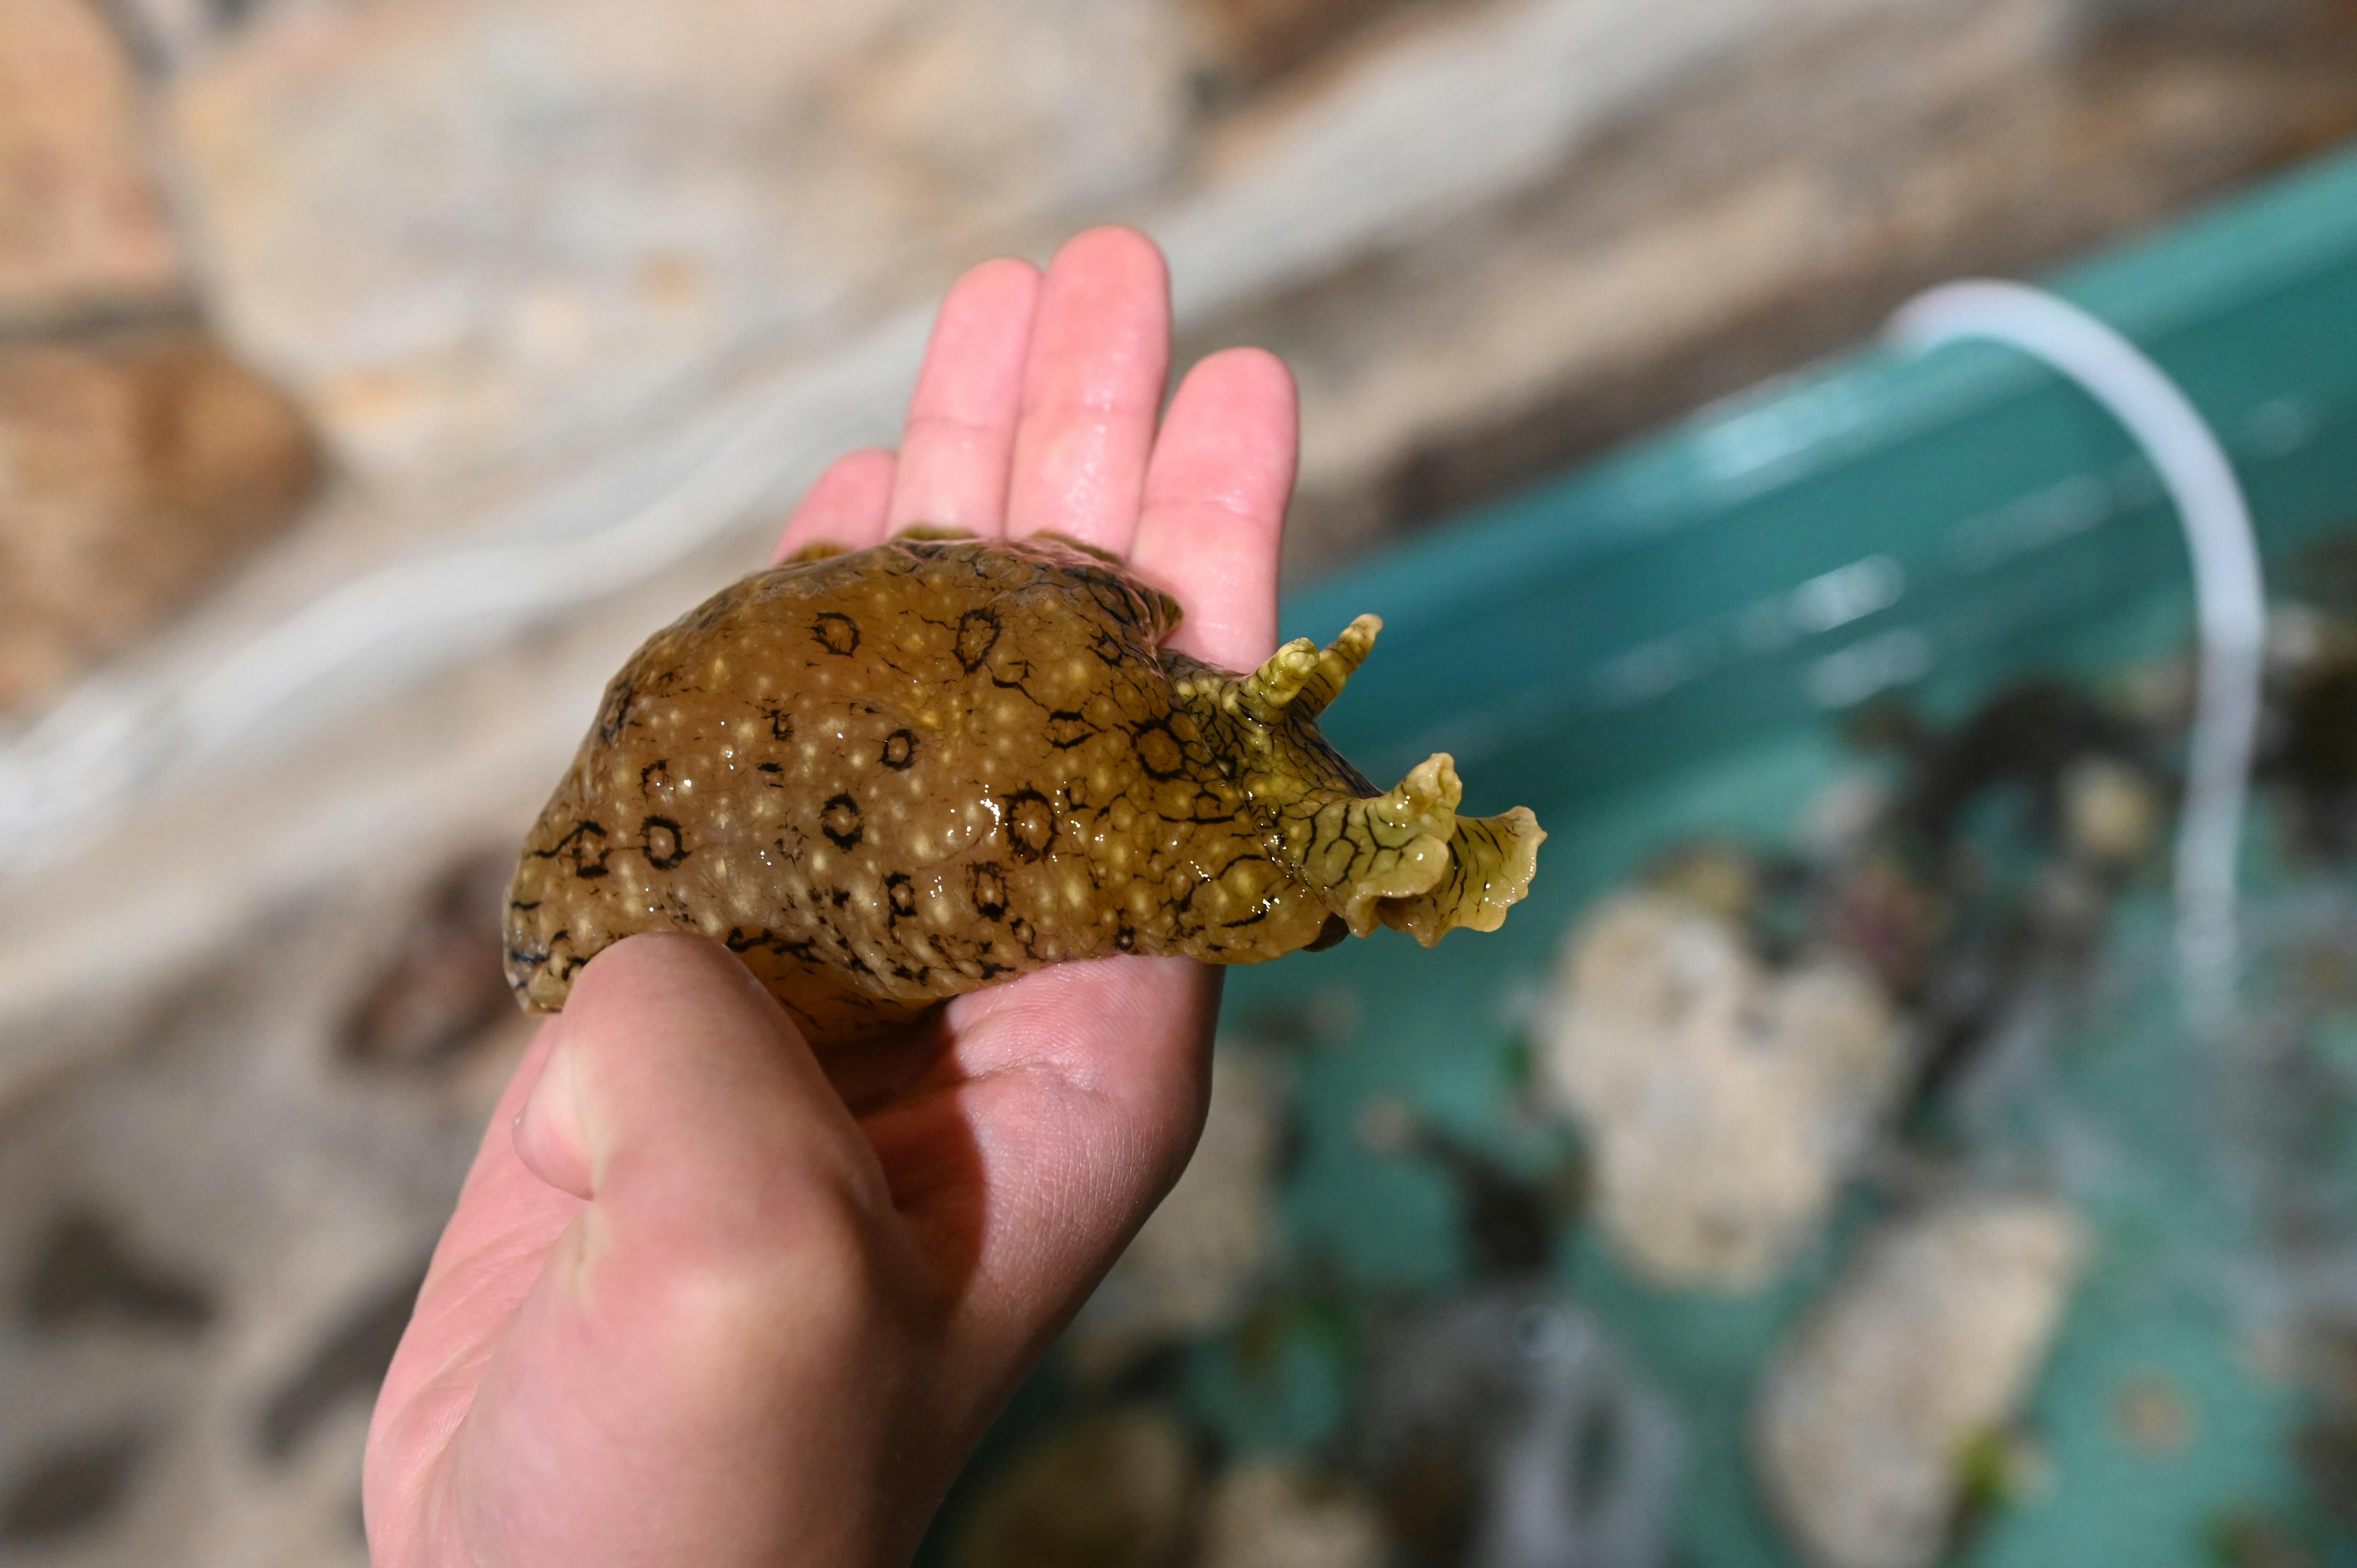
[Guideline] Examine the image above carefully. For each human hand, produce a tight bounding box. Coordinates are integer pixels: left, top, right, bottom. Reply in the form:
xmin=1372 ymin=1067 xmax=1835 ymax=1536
xmin=362 ymin=228 xmax=1298 ymax=1567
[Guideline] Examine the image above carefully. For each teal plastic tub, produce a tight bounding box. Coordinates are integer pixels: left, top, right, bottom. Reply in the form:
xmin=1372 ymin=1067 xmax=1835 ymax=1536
xmin=932 ymin=143 xmax=2357 ymax=1567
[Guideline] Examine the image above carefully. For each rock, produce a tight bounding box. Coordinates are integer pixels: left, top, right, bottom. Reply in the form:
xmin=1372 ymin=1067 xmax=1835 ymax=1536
xmin=1752 ymin=1194 xmax=2088 ymax=1568
xmin=1540 ymin=891 xmax=1904 ymax=1291
xmin=165 ymin=0 xmax=1187 ymax=475
xmin=0 ymin=330 xmax=320 ymax=713
xmin=1072 ymin=1048 xmax=1287 ymax=1375
xmin=1178 ymin=0 xmax=2357 ymax=580
xmin=0 ymin=0 xmax=185 ymax=328
xmin=1194 ymin=1461 xmax=1388 ymax=1568
xmin=0 ymin=1426 xmax=152 ymax=1547
xmin=0 ymin=875 xmax=493 ymax=1568
xmin=1185 ymin=0 xmax=1397 ymax=85
xmin=104 ymin=0 xmax=277 ymax=76
xmin=953 ymin=1407 xmax=1197 ymax=1568
xmin=339 ymin=849 xmax=528 ymax=1076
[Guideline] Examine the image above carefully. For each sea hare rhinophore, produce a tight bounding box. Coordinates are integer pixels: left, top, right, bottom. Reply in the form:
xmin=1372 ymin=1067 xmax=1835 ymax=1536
xmin=506 ymin=534 xmax=1544 ymax=1044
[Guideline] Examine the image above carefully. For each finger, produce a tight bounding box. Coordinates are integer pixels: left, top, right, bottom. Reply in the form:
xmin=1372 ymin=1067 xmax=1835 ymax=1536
xmin=773 ymin=447 xmax=897 ymax=563
xmin=888 ymin=258 xmax=1041 ymax=539
xmin=1005 ymin=227 xmax=1171 ymax=554
xmin=1131 ymin=347 xmax=1296 ymax=670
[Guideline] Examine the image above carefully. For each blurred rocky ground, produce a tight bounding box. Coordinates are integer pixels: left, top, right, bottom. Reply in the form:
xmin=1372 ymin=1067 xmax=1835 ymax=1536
xmin=1 ymin=0 xmax=2355 ymax=1559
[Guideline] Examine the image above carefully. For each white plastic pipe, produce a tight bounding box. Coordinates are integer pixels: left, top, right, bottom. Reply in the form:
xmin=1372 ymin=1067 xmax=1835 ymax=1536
xmin=1889 ymin=280 xmax=2266 ymax=1023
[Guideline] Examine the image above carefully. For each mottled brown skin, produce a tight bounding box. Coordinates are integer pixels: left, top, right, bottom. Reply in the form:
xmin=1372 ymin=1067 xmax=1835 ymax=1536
xmin=506 ymin=535 xmax=1544 ymax=1045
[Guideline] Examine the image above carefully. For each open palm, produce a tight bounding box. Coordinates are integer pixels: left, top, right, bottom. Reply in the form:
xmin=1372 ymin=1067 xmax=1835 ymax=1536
xmin=363 ymin=228 xmax=1298 ymax=1567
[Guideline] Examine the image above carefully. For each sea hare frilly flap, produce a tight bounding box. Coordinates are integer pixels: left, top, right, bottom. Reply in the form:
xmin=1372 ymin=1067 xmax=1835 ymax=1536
xmin=506 ymin=535 xmax=1543 ymax=1044
xmin=1195 ymin=613 xmax=1541 ymax=946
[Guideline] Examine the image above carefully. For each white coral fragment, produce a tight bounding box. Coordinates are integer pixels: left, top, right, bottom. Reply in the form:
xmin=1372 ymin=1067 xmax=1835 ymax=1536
xmin=1541 ymin=890 xmax=1903 ymax=1290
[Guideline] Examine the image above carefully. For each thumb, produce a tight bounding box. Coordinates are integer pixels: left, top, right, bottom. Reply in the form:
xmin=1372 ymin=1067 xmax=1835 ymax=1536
xmin=511 ymin=932 xmax=879 ymax=1228
xmin=434 ymin=933 xmax=923 ymax=1567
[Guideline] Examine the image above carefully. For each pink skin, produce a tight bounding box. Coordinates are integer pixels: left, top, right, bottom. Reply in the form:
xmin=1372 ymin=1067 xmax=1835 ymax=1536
xmin=362 ymin=228 xmax=1299 ymax=1567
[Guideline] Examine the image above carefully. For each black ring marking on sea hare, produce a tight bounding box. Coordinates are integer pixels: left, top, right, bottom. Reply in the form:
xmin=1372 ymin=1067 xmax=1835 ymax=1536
xmin=969 ymin=862 xmax=1008 ymax=920
xmin=880 ymin=729 xmax=916 ymax=770
xmin=1133 ymin=718 xmax=1188 ymax=780
xmin=641 ymin=815 xmax=689 ymax=870
xmin=819 ymin=794 xmax=864 ymax=850
xmin=813 ymin=612 xmax=861 ymax=657
xmin=1005 ymin=789 xmax=1056 ymax=862
xmin=1188 ymin=787 xmax=1238 ymax=824
xmin=954 ymin=609 xmax=1001 ymax=673
xmin=886 ymin=873 xmax=918 ymax=919
xmin=1045 ymin=710 xmax=1093 ymax=749
xmin=761 ymin=705 xmax=794 ymax=741
xmin=529 ymin=820 xmax=611 ymax=879
xmin=640 ymin=759 xmax=669 ymax=793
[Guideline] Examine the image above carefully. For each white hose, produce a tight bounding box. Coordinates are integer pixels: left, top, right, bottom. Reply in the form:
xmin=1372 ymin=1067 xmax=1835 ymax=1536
xmin=1889 ymin=280 xmax=2266 ymax=1023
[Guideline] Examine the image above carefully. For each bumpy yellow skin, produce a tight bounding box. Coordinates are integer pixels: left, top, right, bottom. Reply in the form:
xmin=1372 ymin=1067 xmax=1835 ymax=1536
xmin=506 ymin=535 xmax=1542 ymax=1045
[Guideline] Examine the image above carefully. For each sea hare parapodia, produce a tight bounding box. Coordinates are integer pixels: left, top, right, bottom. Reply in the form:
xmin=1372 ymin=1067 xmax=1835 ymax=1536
xmin=506 ymin=533 xmax=1544 ymax=1045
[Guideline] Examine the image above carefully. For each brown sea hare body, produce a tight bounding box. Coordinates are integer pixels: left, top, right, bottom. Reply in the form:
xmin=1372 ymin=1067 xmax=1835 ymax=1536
xmin=506 ymin=535 xmax=1542 ymax=1044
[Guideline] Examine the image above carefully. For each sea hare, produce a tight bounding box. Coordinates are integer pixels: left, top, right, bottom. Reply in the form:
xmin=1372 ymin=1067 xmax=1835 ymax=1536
xmin=506 ymin=534 xmax=1544 ymax=1044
